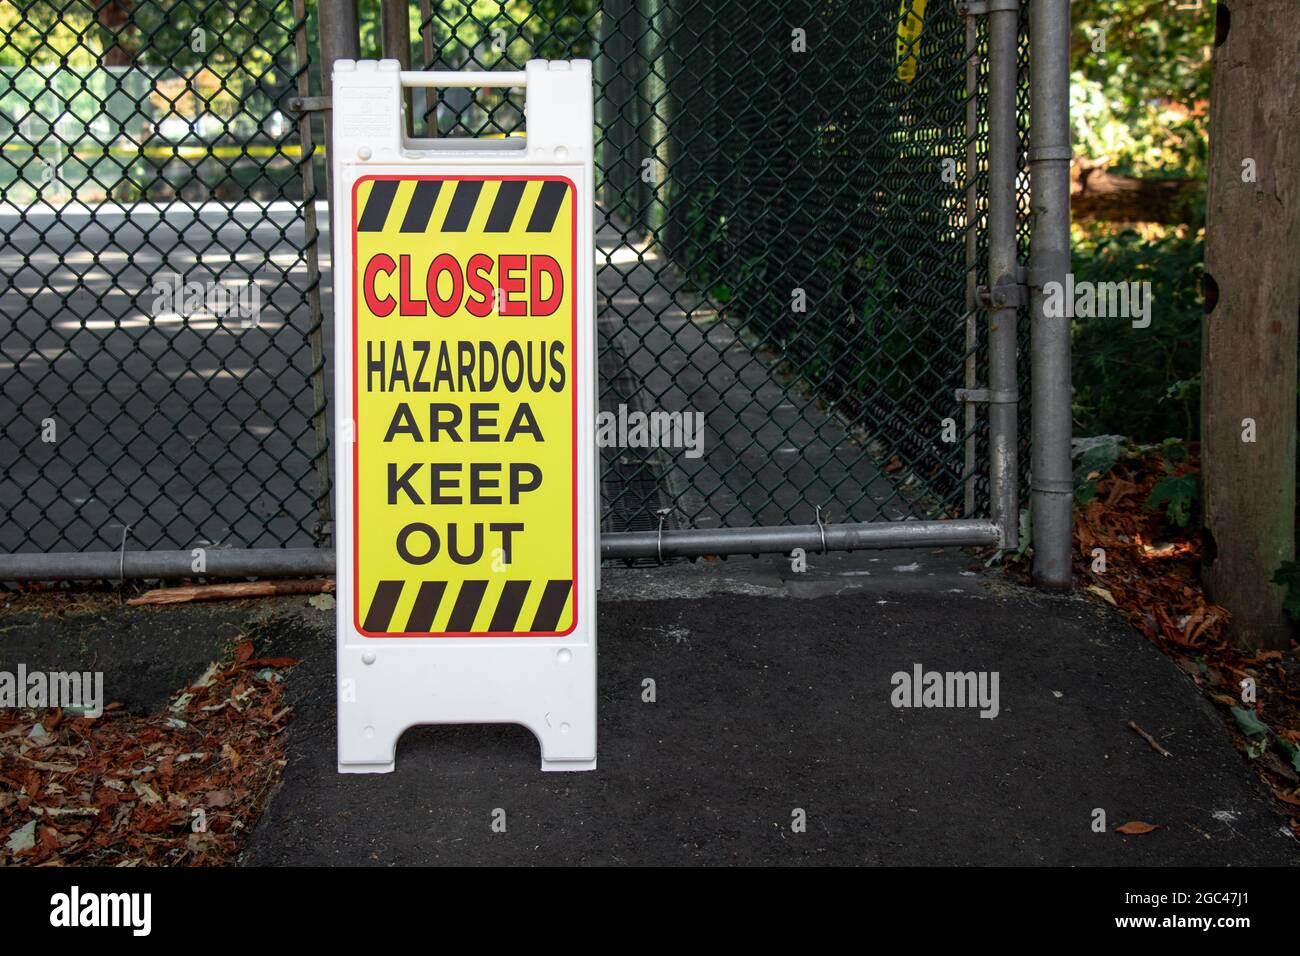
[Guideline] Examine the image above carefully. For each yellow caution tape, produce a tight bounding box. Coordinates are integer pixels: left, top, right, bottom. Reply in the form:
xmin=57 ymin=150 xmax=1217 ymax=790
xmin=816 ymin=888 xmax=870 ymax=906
xmin=896 ymin=0 xmax=929 ymax=85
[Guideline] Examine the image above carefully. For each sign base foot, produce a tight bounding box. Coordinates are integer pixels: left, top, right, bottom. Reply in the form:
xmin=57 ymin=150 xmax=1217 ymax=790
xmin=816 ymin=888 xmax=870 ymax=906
xmin=338 ymin=761 xmax=396 ymax=775
xmin=541 ymin=757 xmax=596 ymax=772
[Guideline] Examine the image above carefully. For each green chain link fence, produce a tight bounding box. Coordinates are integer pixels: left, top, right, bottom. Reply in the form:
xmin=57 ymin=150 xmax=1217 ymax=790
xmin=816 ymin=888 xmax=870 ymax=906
xmin=407 ymin=0 xmax=1031 ymax=538
xmin=0 ymin=0 xmax=1030 ymax=561
xmin=0 ymin=0 xmax=329 ymax=555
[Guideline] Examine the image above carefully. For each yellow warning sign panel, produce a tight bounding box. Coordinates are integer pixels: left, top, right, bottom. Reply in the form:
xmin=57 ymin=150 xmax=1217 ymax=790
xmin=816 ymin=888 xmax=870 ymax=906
xmin=351 ymin=175 xmax=577 ymax=637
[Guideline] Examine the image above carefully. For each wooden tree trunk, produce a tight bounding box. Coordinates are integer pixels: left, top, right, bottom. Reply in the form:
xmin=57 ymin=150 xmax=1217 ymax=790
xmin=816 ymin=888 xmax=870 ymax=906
xmin=1201 ymin=0 xmax=1300 ymax=652
xmin=97 ymin=0 xmax=135 ymax=67
xmin=1070 ymin=160 xmax=1202 ymax=224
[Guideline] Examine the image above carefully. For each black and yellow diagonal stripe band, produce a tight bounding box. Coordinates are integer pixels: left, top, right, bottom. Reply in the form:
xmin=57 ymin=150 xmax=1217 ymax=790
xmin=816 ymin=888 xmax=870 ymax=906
xmin=362 ymin=577 xmax=574 ymax=635
xmin=356 ymin=178 xmax=570 ymax=236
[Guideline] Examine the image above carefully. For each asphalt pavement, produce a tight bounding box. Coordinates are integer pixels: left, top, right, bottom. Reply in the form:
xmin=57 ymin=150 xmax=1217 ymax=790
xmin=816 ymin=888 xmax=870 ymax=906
xmin=6 ymin=550 xmax=1290 ymax=866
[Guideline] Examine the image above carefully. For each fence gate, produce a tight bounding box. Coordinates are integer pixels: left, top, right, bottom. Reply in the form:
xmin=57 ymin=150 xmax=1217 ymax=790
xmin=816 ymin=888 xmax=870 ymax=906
xmin=0 ymin=0 xmax=329 ymax=573
xmin=0 ymin=0 xmax=1073 ymax=580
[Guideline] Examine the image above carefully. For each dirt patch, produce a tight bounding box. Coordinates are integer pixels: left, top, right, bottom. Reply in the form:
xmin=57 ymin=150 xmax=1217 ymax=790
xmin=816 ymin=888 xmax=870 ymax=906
xmin=1 ymin=584 xmax=143 ymax=619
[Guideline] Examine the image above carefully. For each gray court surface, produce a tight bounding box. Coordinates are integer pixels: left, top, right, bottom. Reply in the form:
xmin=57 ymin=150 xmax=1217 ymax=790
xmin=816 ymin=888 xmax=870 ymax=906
xmin=4 ymin=552 xmax=1293 ymax=866
xmin=1 ymin=199 xmax=901 ymax=557
xmin=0 ymin=201 xmax=326 ymax=553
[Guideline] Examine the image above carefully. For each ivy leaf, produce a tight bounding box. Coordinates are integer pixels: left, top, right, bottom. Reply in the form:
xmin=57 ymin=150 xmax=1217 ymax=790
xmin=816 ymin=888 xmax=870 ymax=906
xmin=1271 ymin=561 xmax=1300 ymax=622
xmin=1231 ymin=706 xmax=1270 ymax=738
xmin=1157 ymin=437 xmax=1190 ymax=465
xmin=1071 ymin=435 xmax=1125 ymax=502
xmin=1144 ymin=472 xmax=1199 ymax=527
xmin=1275 ymin=737 xmax=1300 ymax=774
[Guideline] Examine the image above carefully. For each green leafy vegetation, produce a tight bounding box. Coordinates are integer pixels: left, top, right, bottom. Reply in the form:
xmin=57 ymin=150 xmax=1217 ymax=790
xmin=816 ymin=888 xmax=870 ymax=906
xmin=1071 ymin=0 xmax=1212 ymax=181
xmin=1068 ymin=1 xmax=1215 ymax=444
xmin=1071 ymin=228 xmax=1204 ymax=443
xmin=1231 ymin=706 xmax=1300 ymax=772
xmin=1145 ymin=471 xmax=1199 ymax=528
xmin=1272 ymin=561 xmax=1300 ymax=623
xmin=1142 ymin=438 xmax=1198 ymax=527
xmin=1071 ymin=434 xmax=1126 ymax=504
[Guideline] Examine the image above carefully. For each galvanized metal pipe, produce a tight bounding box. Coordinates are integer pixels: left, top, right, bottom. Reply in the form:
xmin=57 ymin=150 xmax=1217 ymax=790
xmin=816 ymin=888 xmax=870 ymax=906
xmin=962 ymin=15 xmax=979 ymax=518
xmin=0 ymin=548 xmax=336 ymax=582
xmin=0 ymin=521 xmax=1000 ymax=581
xmin=315 ymin=0 xmax=359 ymax=203
xmin=985 ymin=2 xmax=1021 ymax=549
xmin=292 ymin=0 xmax=332 ymax=543
xmin=317 ymin=0 xmax=360 ymax=90
xmin=600 ymin=520 xmax=1001 ymax=562
xmin=380 ymin=0 xmax=415 ymax=136
xmin=1028 ymin=0 xmax=1074 ymax=588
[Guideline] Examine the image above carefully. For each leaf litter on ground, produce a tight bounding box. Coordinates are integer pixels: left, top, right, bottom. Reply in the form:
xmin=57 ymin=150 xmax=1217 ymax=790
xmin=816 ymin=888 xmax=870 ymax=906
xmin=0 ymin=638 xmax=297 ymax=866
xmin=1070 ymin=442 xmax=1300 ymax=838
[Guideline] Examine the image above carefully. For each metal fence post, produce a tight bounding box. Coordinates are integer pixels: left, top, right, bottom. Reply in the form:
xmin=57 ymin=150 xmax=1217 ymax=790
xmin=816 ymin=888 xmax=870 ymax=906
xmin=310 ymin=0 xmax=360 ymax=551
xmin=986 ymin=0 xmax=1021 ymax=548
xmin=293 ymin=0 xmax=333 ymax=545
xmin=317 ymin=0 xmax=360 ymax=205
xmin=1029 ymin=0 xmax=1073 ymax=587
xmin=380 ymin=0 xmax=415 ymax=135
xmin=962 ymin=15 xmax=979 ymax=518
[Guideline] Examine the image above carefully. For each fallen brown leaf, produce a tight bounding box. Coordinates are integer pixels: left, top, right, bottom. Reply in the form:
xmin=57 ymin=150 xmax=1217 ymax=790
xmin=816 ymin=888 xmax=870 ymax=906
xmin=1086 ymin=584 xmax=1117 ymax=606
xmin=1115 ymin=821 xmax=1160 ymax=835
xmin=1250 ymin=650 xmax=1284 ymax=663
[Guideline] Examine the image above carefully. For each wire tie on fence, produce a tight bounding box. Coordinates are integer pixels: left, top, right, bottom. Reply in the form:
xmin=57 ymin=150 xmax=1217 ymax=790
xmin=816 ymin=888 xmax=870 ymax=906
xmin=118 ymin=523 xmax=133 ymax=582
xmin=815 ymin=505 xmax=829 ymax=555
xmin=655 ymin=508 xmax=673 ymax=566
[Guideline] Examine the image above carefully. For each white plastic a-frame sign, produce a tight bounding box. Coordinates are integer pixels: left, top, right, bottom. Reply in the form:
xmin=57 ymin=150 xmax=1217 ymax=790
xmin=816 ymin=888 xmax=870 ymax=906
xmin=332 ymin=59 xmax=597 ymax=773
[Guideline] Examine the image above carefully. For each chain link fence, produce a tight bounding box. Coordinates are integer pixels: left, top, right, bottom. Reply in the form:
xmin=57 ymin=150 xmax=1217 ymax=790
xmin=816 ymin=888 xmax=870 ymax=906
xmin=0 ymin=0 xmax=328 ymax=555
xmin=0 ymin=0 xmax=1033 ymax=565
xmin=407 ymin=0 xmax=1031 ymax=540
